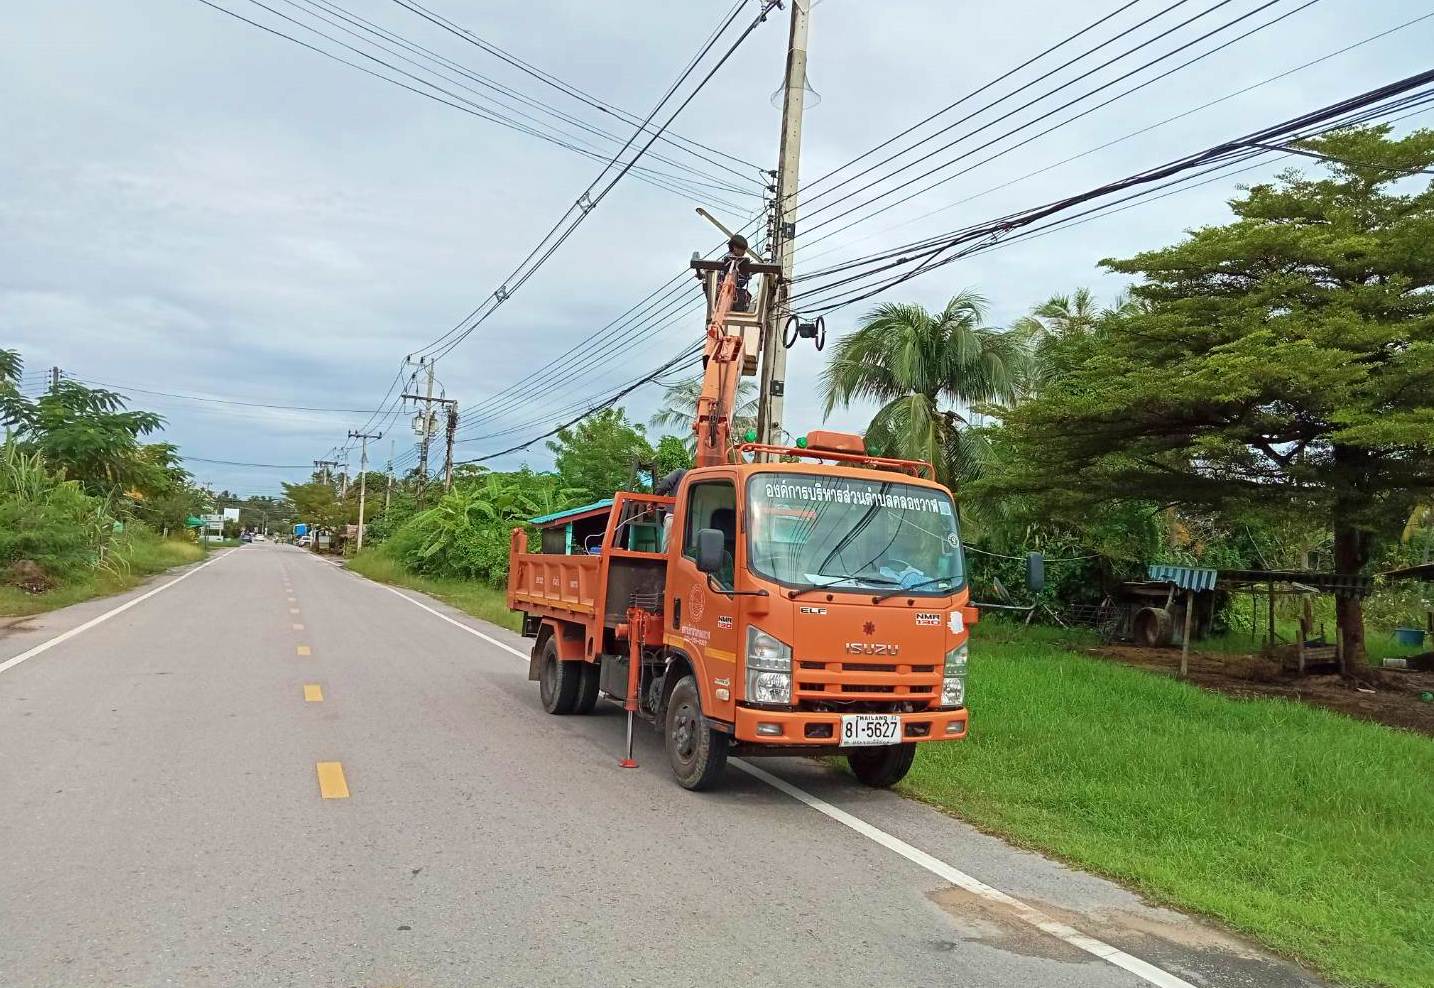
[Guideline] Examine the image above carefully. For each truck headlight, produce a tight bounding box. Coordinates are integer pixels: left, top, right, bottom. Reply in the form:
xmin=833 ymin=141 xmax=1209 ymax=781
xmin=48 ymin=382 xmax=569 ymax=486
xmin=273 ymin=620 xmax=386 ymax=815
xmin=943 ymin=643 xmax=967 ymax=708
xmin=746 ymin=626 xmax=792 ymax=704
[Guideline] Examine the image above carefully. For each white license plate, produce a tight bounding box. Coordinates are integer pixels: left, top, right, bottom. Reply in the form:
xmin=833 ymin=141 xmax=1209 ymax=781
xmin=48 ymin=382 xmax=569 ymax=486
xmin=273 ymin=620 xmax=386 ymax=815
xmin=840 ymin=714 xmax=901 ymax=747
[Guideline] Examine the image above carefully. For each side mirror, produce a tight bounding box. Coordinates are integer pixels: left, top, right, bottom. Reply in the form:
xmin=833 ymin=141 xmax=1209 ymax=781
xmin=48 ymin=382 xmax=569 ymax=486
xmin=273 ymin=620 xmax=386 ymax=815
xmin=1026 ymin=552 xmax=1045 ymax=593
xmin=695 ymin=528 xmax=725 ymax=574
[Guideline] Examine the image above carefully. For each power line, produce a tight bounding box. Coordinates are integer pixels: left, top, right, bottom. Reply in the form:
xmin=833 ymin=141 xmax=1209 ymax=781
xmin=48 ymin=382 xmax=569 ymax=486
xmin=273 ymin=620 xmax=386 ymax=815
xmin=787 ymin=70 xmax=1434 ymax=313
xmin=417 ymin=1 xmax=781 ymax=365
xmin=67 ymin=376 xmax=381 ymax=413
xmin=388 ymin=0 xmax=762 ymax=177
xmin=183 ymin=455 xmax=315 ymax=468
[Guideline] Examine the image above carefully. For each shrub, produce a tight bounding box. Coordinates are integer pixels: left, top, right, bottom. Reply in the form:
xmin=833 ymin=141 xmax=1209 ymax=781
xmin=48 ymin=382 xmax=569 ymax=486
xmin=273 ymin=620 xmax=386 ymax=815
xmin=0 ymin=443 xmax=116 ymax=584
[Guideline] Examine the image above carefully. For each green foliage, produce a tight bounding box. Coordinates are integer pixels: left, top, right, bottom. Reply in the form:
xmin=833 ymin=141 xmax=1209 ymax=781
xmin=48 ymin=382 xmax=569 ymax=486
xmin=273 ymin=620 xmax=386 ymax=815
xmin=0 ymin=442 xmax=116 ymax=583
xmin=653 ymin=434 xmax=692 ymax=477
xmin=376 ymin=468 xmax=586 ymax=586
xmin=820 ymin=290 xmax=1025 ymax=486
xmin=282 ymin=481 xmax=354 ymax=532
xmin=984 ymin=127 xmax=1434 ymax=664
xmin=547 ymin=406 xmax=652 ymax=497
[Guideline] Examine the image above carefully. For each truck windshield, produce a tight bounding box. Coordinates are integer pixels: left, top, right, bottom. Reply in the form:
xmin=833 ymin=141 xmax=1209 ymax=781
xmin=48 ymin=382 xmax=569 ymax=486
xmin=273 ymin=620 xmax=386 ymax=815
xmin=746 ymin=472 xmax=964 ymax=594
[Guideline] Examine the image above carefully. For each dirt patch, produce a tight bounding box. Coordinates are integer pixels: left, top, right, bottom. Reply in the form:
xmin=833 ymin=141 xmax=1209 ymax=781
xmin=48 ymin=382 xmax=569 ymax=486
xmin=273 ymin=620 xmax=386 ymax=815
xmin=928 ymin=886 xmax=1266 ymax=962
xmin=1089 ymin=643 xmax=1434 ymax=736
xmin=0 ymin=615 xmax=40 ymax=639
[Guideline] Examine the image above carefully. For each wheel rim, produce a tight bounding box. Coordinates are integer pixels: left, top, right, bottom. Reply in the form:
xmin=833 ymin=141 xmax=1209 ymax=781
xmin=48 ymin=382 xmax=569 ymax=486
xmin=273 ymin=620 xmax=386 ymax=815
xmin=671 ymin=700 xmax=698 ymax=764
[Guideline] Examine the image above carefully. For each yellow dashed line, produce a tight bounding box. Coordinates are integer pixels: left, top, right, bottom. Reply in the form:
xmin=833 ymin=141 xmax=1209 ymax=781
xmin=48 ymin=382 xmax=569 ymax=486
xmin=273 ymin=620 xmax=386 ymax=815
xmin=292 ymin=623 xmax=304 ymax=631
xmin=296 ymin=645 xmax=311 ymax=656
xmin=316 ymin=761 xmax=349 ymax=798
xmin=287 ymin=596 xmax=297 ymax=603
xmin=303 ymin=683 xmax=323 ymax=702
xmin=289 ymin=608 xmax=300 ymax=615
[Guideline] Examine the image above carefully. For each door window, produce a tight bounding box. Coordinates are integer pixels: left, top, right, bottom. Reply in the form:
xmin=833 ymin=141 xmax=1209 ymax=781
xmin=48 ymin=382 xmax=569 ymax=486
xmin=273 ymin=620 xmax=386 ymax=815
xmin=682 ymin=481 xmax=737 ymax=589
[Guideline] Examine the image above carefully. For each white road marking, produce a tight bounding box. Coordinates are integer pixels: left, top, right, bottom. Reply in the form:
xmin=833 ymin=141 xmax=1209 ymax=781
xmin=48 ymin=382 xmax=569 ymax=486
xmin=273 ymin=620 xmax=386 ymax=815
xmin=374 ymin=584 xmax=528 ymax=660
xmin=0 ymin=550 xmax=239 ymax=677
xmin=732 ymin=760 xmax=1197 ymax=988
xmin=351 ymin=565 xmax=1195 ymax=988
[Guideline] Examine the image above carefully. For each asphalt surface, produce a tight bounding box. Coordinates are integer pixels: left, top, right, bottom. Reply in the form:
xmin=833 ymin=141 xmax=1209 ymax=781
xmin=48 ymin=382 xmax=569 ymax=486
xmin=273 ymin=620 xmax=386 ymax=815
xmin=0 ymin=544 xmax=1327 ymax=988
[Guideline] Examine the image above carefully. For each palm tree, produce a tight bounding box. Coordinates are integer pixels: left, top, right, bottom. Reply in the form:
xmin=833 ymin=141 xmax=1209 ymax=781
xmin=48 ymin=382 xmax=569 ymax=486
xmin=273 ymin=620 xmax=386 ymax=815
xmin=651 ymin=376 xmax=758 ymax=452
xmin=1010 ymin=288 xmax=1143 ymax=396
xmin=818 ymin=290 xmax=1024 ymax=487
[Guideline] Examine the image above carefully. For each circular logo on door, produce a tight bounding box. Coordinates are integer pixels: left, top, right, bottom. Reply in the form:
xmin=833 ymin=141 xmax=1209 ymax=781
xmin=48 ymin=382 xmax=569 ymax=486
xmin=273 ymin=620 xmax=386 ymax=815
xmin=688 ymin=582 xmax=706 ymax=621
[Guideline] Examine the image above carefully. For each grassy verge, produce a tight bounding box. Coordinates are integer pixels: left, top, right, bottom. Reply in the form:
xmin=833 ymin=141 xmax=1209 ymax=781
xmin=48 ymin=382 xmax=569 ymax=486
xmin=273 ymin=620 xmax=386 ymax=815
xmin=901 ymin=620 xmax=1434 ymax=987
xmin=346 ymin=549 xmax=521 ymax=632
xmin=0 ymin=532 xmax=206 ymax=617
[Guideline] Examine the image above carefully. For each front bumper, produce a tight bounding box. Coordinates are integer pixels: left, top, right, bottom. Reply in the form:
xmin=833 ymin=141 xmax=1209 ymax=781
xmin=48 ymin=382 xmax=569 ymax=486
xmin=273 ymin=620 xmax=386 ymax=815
xmin=732 ymin=705 xmax=968 ymax=746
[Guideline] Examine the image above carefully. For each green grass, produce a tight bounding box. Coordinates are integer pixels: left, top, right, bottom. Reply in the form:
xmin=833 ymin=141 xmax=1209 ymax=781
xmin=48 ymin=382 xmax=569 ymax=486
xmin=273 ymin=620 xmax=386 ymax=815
xmin=346 ymin=549 xmax=521 ymax=631
xmin=902 ymin=621 xmax=1434 ymax=987
xmin=0 ymin=533 xmax=206 ymax=617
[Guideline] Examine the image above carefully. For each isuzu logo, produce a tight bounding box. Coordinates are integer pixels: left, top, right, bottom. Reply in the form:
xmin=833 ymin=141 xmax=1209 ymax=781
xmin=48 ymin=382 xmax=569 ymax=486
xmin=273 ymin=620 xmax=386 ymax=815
xmin=845 ymin=642 xmax=900 ymax=655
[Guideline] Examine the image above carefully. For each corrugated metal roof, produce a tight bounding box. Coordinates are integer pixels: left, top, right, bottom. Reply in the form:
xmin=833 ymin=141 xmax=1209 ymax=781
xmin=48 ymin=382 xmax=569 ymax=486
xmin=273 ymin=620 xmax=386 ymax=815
xmin=529 ymin=499 xmax=614 ymax=527
xmin=1147 ymin=564 xmax=1219 ymax=592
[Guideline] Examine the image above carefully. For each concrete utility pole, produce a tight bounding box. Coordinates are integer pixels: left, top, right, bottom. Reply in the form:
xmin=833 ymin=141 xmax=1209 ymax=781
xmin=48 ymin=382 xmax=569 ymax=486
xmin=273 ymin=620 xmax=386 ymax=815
xmin=313 ymin=459 xmax=338 ymax=487
xmin=443 ymin=404 xmax=459 ymax=493
xmin=403 ymin=358 xmax=457 ymax=505
xmin=50 ymin=366 xmax=60 ymax=393
xmin=384 ymin=438 xmax=395 ymax=514
xmin=348 ymin=430 xmax=381 ymax=552
xmin=756 ymin=0 xmax=811 ymax=457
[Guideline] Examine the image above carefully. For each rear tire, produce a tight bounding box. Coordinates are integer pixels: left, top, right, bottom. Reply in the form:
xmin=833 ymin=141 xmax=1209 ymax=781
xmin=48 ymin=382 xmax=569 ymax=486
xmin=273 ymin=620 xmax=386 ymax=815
xmin=664 ymin=675 xmax=728 ymax=790
xmin=574 ymin=660 xmax=601 ymax=714
xmin=538 ymin=637 xmax=580 ymax=714
xmin=847 ymin=742 xmax=916 ymax=788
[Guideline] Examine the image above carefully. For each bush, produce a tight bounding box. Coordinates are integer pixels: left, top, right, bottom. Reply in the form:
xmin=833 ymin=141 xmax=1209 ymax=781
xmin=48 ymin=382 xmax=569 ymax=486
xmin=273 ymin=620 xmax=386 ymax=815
xmin=0 ymin=443 xmax=116 ymax=584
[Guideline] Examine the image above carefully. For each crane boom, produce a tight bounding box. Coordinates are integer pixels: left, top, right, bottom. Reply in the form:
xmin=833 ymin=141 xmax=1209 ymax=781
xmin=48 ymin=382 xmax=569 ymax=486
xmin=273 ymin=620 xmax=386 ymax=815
xmin=693 ymin=258 xmax=745 ymax=469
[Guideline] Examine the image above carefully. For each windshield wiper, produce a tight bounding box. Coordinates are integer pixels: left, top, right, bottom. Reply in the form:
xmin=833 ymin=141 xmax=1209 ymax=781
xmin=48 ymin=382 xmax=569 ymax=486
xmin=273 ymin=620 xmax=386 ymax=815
xmin=872 ymin=576 xmax=959 ymax=601
xmin=790 ymin=574 xmax=901 ymax=599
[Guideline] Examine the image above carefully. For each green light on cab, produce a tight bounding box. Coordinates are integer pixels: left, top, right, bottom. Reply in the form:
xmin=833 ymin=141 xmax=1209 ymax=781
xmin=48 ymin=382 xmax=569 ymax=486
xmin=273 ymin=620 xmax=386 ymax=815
xmin=795 ymin=436 xmax=808 ymax=448
xmin=744 ymin=429 xmax=758 ymax=442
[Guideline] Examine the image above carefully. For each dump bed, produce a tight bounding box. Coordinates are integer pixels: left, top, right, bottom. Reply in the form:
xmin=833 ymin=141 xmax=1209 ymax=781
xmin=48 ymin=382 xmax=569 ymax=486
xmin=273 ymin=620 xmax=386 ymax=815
xmin=507 ymin=534 xmax=601 ymax=620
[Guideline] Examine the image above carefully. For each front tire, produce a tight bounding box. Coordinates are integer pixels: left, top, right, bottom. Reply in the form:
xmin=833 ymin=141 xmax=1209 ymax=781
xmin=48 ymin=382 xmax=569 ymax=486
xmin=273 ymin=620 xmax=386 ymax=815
xmin=664 ymin=675 xmax=728 ymax=790
xmin=538 ymin=637 xmax=580 ymax=714
xmin=847 ymin=742 xmax=916 ymax=788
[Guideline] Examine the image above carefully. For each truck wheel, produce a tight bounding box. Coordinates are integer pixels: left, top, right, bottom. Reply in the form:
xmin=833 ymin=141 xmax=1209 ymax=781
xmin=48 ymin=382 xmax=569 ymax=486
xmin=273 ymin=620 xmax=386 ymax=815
xmin=538 ymin=637 xmax=580 ymax=714
xmin=574 ymin=660 xmax=601 ymax=714
xmin=664 ymin=675 xmax=728 ymax=790
xmin=847 ymin=743 xmax=917 ymax=788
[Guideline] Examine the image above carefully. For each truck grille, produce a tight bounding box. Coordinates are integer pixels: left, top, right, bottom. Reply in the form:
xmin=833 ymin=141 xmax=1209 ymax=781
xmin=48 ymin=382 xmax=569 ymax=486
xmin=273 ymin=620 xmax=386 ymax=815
xmin=795 ymin=659 xmax=939 ymax=708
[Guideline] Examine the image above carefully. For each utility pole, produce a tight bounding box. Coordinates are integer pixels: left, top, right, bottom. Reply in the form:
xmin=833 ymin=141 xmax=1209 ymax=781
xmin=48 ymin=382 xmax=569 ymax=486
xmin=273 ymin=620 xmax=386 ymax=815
xmin=313 ymin=459 xmax=338 ymax=487
xmin=403 ymin=357 xmax=457 ymax=505
xmin=443 ymin=404 xmax=459 ymax=492
xmin=384 ymin=438 xmax=395 ymax=514
xmin=50 ymin=366 xmax=60 ymax=393
xmin=348 ymin=430 xmax=381 ymax=552
xmin=756 ymin=0 xmax=811 ymax=457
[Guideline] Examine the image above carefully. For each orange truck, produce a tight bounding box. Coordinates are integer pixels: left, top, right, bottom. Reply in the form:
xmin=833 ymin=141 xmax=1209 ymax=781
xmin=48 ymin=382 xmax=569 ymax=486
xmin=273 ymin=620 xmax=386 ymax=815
xmin=507 ymin=250 xmax=976 ymax=789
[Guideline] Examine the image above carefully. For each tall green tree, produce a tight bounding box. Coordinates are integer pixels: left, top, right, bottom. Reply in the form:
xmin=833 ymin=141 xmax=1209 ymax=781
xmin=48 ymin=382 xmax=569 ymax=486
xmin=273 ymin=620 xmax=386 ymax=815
xmin=819 ymin=290 xmax=1025 ymax=486
xmin=1010 ymin=288 xmax=1138 ymax=396
xmin=989 ymin=127 xmax=1434 ymax=673
xmin=547 ymin=407 xmax=652 ymax=496
xmin=8 ymin=378 xmax=166 ymax=496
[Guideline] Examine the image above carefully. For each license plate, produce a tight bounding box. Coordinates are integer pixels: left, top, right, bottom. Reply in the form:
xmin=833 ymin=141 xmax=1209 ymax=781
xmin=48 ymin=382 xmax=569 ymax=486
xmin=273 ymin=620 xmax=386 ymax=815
xmin=840 ymin=714 xmax=901 ymax=747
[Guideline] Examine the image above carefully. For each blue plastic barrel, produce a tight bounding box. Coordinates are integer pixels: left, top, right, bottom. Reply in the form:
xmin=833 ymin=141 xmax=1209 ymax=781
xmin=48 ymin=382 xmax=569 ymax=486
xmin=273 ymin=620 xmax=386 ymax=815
xmin=1394 ymin=627 xmax=1426 ymax=648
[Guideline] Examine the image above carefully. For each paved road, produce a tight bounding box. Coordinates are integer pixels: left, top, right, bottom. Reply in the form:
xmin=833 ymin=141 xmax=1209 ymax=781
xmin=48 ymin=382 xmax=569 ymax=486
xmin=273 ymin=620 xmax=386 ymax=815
xmin=0 ymin=545 xmax=1324 ymax=988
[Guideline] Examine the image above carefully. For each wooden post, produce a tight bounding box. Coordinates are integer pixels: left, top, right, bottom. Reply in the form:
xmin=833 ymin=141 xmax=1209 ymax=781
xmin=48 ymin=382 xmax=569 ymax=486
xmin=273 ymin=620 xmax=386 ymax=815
xmin=1180 ymin=589 xmax=1194 ymax=678
xmin=1267 ymin=581 xmax=1277 ymax=649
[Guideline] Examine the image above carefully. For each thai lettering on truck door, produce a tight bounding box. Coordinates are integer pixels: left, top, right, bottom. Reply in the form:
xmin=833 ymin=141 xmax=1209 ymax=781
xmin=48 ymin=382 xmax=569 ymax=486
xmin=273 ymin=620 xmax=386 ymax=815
xmin=668 ymin=476 xmax=738 ymax=721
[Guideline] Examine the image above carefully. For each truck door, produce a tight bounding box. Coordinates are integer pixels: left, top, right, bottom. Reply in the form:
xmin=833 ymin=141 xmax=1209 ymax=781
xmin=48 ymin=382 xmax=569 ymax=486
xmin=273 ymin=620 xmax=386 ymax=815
xmin=667 ymin=477 xmax=739 ymax=722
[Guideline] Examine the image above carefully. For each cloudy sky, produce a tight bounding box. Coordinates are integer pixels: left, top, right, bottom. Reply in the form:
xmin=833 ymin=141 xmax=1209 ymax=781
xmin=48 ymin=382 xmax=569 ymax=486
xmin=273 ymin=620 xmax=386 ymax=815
xmin=4 ymin=0 xmax=1431 ymax=496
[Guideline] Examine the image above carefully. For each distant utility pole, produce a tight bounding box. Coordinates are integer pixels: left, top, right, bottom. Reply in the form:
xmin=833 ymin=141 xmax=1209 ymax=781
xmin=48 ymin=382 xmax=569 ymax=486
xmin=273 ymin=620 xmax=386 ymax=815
xmin=403 ymin=357 xmax=458 ymax=504
xmin=313 ymin=459 xmax=338 ymax=487
xmin=50 ymin=366 xmax=60 ymax=393
xmin=384 ymin=438 xmax=395 ymax=513
xmin=756 ymin=0 xmax=811 ymax=458
xmin=347 ymin=430 xmax=381 ymax=552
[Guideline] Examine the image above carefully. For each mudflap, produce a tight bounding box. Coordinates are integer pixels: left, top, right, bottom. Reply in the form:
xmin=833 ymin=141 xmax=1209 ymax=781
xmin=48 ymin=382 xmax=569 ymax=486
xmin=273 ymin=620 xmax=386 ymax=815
xmin=528 ymin=641 xmax=542 ymax=681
